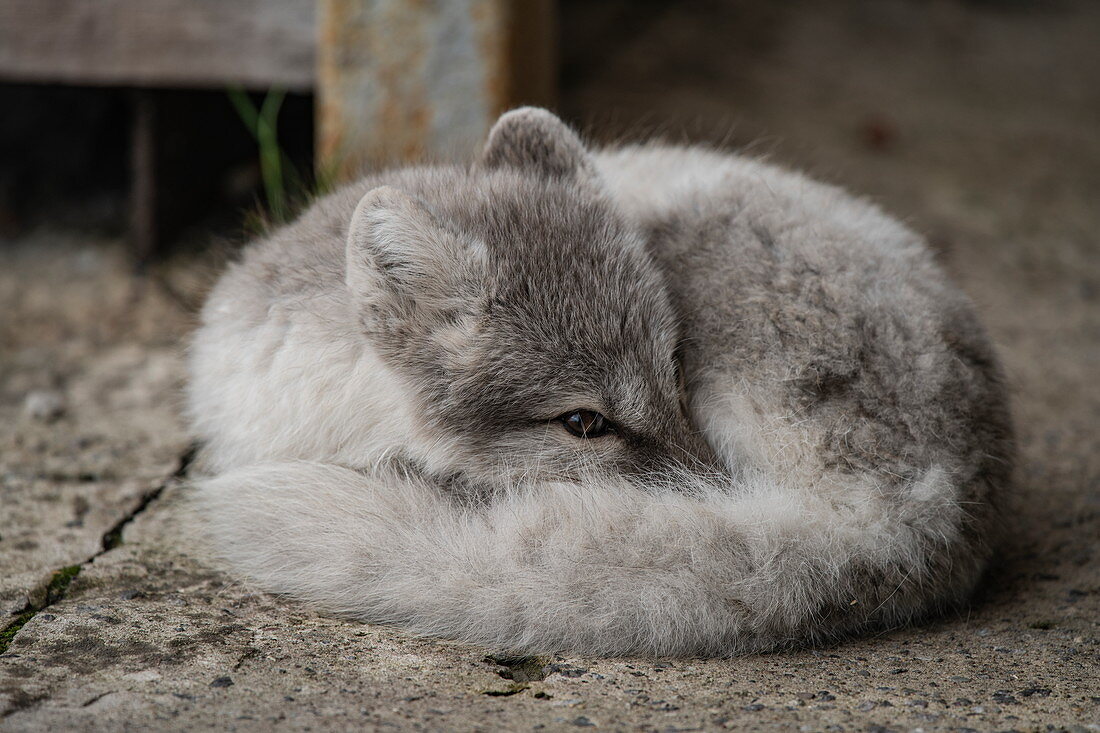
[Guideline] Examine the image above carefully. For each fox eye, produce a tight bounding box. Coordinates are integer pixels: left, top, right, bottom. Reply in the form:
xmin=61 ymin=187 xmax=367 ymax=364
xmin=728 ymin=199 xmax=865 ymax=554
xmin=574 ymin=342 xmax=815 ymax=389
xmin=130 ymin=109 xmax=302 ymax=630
xmin=559 ymin=410 xmax=612 ymax=438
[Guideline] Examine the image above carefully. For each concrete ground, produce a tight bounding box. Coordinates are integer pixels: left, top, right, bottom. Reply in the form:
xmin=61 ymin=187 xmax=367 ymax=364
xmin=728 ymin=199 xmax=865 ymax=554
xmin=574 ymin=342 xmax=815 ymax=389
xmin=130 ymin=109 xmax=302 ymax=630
xmin=2 ymin=1 xmax=1098 ymax=730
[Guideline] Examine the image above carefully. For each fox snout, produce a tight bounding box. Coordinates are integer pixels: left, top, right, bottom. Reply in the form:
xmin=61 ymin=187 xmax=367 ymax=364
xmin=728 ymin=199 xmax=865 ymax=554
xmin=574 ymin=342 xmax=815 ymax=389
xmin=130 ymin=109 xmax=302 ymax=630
xmin=624 ymin=412 xmax=725 ymax=485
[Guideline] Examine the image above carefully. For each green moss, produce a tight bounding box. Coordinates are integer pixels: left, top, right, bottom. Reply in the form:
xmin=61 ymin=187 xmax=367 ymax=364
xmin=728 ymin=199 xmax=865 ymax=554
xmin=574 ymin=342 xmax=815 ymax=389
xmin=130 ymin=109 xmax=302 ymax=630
xmin=1028 ymin=620 xmax=1056 ymax=630
xmin=0 ymin=609 xmax=37 ymax=653
xmin=0 ymin=565 xmax=82 ymax=654
xmin=45 ymin=565 xmax=81 ymax=604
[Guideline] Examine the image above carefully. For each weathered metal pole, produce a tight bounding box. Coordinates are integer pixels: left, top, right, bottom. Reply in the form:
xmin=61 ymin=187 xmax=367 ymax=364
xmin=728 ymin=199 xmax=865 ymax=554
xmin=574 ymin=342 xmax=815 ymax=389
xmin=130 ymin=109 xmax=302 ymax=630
xmin=316 ymin=0 xmax=555 ymax=183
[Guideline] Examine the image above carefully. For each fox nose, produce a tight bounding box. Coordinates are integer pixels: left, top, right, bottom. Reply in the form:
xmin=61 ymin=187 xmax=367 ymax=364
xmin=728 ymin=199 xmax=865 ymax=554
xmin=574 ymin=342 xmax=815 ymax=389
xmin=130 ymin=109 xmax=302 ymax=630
xmin=669 ymin=421 xmax=723 ymax=474
xmin=633 ymin=413 xmax=723 ymax=480
xmin=675 ymin=424 xmax=722 ymax=471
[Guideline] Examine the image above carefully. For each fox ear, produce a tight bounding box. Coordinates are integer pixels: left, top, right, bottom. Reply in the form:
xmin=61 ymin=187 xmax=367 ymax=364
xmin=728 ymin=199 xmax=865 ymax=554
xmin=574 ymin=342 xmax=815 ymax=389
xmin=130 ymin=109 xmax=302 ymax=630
xmin=346 ymin=186 xmax=484 ymax=329
xmin=478 ymin=107 xmax=596 ymax=181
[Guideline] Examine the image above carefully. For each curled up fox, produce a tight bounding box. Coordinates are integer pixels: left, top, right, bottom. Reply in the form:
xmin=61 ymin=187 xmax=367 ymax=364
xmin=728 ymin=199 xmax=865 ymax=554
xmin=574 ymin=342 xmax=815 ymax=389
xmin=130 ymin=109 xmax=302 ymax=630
xmin=186 ymin=108 xmax=1013 ymax=656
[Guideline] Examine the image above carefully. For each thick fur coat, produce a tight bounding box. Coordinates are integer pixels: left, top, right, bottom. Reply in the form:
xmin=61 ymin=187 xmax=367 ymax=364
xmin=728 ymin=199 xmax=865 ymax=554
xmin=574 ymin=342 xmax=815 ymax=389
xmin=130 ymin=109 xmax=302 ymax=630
xmin=187 ymin=109 xmax=1013 ymax=656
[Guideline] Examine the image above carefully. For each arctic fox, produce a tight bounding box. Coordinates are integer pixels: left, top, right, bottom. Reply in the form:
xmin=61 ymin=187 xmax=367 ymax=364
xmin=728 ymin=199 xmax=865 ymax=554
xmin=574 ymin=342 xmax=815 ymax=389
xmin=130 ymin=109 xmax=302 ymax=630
xmin=187 ymin=108 xmax=1013 ymax=656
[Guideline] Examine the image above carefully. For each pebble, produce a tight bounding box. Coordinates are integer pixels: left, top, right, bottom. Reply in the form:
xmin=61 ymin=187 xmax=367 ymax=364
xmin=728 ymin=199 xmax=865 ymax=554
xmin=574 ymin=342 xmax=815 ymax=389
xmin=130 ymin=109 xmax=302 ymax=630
xmin=23 ymin=389 xmax=66 ymax=421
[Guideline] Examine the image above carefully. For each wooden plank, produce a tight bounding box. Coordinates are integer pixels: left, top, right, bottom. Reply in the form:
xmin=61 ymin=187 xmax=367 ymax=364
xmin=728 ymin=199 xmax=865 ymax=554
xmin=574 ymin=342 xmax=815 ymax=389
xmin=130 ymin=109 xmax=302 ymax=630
xmin=0 ymin=0 xmax=315 ymax=91
xmin=316 ymin=0 xmax=557 ymax=181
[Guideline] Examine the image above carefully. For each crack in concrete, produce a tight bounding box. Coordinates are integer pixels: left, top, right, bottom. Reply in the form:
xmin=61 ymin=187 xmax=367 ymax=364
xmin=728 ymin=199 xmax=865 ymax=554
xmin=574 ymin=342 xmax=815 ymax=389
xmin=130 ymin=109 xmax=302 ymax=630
xmin=0 ymin=691 xmax=47 ymax=720
xmin=0 ymin=444 xmax=196 ymax=656
xmin=484 ymin=654 xmax=551 ymax=682
xmin=100 ymin=444 xmax=196 ymax=553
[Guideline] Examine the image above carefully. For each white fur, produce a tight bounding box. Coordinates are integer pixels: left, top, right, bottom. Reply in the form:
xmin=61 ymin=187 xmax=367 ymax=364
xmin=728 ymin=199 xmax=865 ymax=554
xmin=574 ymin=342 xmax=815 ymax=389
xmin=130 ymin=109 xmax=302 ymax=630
xmin=186 ymin=280 xmax=466 ymax=478
xmin=192 ymin=461 xmax=960 ymax=656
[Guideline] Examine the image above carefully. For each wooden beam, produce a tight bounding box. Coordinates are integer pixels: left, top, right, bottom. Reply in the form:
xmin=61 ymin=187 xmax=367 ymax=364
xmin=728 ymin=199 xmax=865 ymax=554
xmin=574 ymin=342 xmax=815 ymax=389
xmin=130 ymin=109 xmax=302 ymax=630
xmin=316 ymin=0 xmax=557 ymax=181
xmin=0 ymin=0 xmax=316 ymax=91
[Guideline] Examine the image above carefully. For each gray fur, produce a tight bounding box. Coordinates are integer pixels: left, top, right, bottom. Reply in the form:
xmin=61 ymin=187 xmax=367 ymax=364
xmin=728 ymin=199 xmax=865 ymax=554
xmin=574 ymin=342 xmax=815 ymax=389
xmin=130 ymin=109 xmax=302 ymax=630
xmin=186 ymin=108 xmax=1013 ymax=656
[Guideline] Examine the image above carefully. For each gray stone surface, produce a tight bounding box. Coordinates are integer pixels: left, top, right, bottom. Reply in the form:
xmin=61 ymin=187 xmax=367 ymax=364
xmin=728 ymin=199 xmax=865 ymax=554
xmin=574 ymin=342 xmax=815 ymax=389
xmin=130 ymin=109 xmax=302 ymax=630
xmin=0 ymin=235 xmax=191 ymax=620
xmin=2 ymin=2 xmax=1099 ymax=730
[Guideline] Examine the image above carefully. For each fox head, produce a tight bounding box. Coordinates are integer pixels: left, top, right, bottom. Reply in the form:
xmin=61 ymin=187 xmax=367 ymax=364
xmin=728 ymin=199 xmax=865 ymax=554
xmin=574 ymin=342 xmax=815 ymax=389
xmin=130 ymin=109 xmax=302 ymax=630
xmin=345 ymin=108 xmax=714 ymax=485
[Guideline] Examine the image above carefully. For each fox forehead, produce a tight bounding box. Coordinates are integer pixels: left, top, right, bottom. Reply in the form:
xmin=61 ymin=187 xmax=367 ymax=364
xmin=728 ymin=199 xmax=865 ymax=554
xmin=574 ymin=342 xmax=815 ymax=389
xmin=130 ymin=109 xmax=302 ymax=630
xmin=386 ymin=175 xmax=682 ymax=433
xmin=431 ymin=169 xmax=639 ymax=262
xmin=475 ymin=189 xmax=677 ymax=371
xmin=416 ymin=168 xmax=680 ymax=366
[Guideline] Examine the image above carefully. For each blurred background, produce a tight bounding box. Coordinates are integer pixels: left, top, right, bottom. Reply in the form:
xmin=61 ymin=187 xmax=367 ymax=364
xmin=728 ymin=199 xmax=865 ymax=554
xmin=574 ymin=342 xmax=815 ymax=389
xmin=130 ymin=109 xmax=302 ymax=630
xmin=2 ymin=1 xmax=1096 ymax=263
xmin=1 ymin=3 xmax=1098 ymax=726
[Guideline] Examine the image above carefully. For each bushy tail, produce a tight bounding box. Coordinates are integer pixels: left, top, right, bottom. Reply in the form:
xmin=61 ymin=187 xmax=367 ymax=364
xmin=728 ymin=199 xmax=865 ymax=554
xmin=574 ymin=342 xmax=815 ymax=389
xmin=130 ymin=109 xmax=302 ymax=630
xmin=189 ymin=461 xmax=986 ymax=656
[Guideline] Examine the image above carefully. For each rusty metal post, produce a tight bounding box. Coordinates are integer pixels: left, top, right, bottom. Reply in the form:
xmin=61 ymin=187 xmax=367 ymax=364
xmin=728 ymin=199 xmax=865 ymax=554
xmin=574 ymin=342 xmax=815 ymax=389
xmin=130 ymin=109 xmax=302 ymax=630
xmin=316 ymin=0 xmax=556 ymax=183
